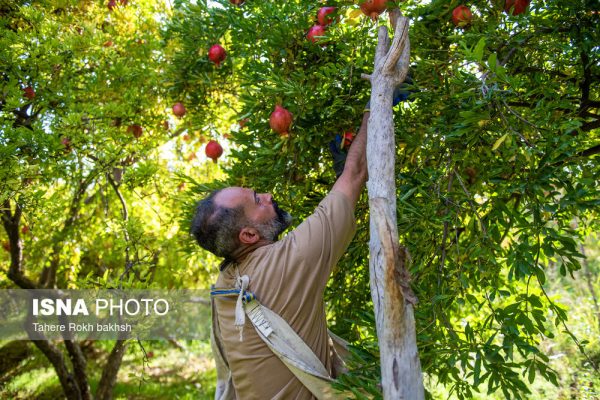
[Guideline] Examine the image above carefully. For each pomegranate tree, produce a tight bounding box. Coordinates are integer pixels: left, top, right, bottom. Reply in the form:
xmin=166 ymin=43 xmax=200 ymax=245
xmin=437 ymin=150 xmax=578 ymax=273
xmin=205 ymin=140 xmax=224 ymax=162
xmin=269 ymin=105 xmax=293 ymax=137
xmin=317 ymin=6 xmax=337 ymax=26
xmin=172 ymin=102 xmax=186 ymax=117
xmin=208 ymin=44 xmax=226 ymax=66
xmin=360 ymin=0 xmax=389 ymax=21
xmin=452 ymin=5 xmax=473 ymax=27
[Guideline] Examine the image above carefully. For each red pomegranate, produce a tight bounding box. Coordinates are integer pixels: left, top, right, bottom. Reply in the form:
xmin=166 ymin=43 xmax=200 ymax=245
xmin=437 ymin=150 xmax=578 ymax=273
xmin=341 ymin=132 xmax=355 ymax=150
xmin=205 ymin=140 xmax=223 ymax=163
xmin=238 ymin=118 xmax=249 ymax=128
xmin=61 ymin=137 xmax=72 ymax=153
xmin=452 ymin=5 xmax=473 ymax=27
xmin=208 ymin=44 xmax=226 ymax=67
xmin=23 ymin=86 xmax=35 ymax=100
xmin=360 ymin=0 xmax=389 ymax=21
xmin=317 ymin=6 xmax=337 ymax=26
xmin=172 ymin=102 xmax=186 ymax=117
xmin=21 ymin=225 xmax=30 ymax=235
xmin=307 ymin=25 xmax=327 ymax=43
xmin=229 ymin=0 xmax=245 ymax=5
xmin=504 ymin=0 xmax=530 ymax=15
xmin=107 ymin=0 xmax=117 ymax=10
xmin=269 ymin=105 xmax=293 ymax=137
xmin=127 ymin=124 xmax=143 ymax=138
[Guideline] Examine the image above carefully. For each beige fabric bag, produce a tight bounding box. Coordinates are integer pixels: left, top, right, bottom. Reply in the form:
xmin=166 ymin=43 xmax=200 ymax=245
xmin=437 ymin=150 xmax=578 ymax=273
xmin=211 ymin=295 xmax=351 ymax=400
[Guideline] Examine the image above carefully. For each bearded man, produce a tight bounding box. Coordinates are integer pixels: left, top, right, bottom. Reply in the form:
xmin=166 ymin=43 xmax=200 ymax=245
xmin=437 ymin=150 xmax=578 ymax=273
xmin=190 ymin=111 xmax=368 ymax=399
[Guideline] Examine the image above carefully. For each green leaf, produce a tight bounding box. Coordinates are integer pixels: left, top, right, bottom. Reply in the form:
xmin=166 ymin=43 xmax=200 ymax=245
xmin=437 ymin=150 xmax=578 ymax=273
xmin=474 ymin=37 xmax=486 ymax=62
xmin=487 ymin=53 xmax=497 ymax=72
xmin=492 ymin=133 xmax=508 ymax=151
xmin=528 ymin=364 xmax=536 ymax=384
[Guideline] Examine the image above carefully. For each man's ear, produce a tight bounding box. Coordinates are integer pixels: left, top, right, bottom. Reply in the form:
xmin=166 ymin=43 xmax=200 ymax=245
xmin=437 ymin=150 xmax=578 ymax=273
xmin=239 ymin=227 xmax=260 ymax=245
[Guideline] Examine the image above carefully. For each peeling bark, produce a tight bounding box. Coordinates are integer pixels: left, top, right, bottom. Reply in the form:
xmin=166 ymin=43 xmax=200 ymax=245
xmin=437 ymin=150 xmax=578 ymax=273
xmin=365 ymin=12 xmax=425 ymax=400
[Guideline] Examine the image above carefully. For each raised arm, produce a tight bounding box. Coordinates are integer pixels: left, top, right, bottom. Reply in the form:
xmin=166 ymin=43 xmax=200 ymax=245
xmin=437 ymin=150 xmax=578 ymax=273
xmin=331 ymin=111 xmax=369 ymax=207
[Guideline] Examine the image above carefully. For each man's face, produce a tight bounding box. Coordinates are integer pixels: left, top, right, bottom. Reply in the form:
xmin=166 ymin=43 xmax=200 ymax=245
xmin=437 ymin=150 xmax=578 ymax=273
xmin=214 ymin=187 xmax=292 ymax=241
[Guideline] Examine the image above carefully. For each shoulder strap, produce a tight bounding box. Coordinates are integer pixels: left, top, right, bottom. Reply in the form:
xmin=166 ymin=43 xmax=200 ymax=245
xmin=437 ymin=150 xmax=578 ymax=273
xmin=244 ymin=299 xmax=350 ymax=400
xmin=210 ymin=294 xmax=236 ymax=400
xmin=211 ymin=278 xmax=351 ymax=400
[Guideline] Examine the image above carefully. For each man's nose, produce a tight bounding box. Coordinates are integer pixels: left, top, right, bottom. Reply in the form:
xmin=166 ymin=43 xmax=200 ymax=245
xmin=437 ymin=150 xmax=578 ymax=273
xmin=260 ymin=193 xmax=273 ymax=204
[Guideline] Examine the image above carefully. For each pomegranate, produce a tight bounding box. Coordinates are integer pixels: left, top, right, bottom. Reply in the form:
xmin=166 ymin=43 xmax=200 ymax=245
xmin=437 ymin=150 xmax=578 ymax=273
xmin=182 ymin=133 xmax=190 ymax=141
xmin=205 ymin=140 xmax=224 ymax=163
xmin=208 ymin=44 xmax=226 ymax=67
xmin=172 ymin=102 xmax=186 ymax=117
xmin=307 ymin=25 xmax=327 ymax=43
xmin=452 ymin=5 xmax=473 ymax=27
xmin=107 ymin=0 xmax=117 ymax=10
xmin=103 ymin=40 xmax=113 ymax=47
xmin=2 ymin=241 xmax=9 ymax=252
xmin=127 ymin=124 xmax=143 ymax=138
xmin=317 ymin=6 xmax=337 ymax=26
xmin=360 ymin=0 xmax=389 ymax=21
xmin=229 ymin=0 xmax=245 ymax=5
xmin=23 ymin=86 xmax=35 ymax=100
xmin=21 ymin=225 xmax=30 ymax=235
xmin=269 ymin=105 xmax=293 ymax=137
xmin=61 ymin=137 xmax=72 ymax=152
xmin=504 ymin=0 xmax=530 ymax=15
xmin=341 ymin=132 xmax=355 ymax=150
xmin=238 ymin=118 xmax=249 ymax=128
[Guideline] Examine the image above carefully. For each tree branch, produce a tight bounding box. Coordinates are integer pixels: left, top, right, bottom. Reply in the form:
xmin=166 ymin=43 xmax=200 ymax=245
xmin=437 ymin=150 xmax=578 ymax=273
xmin=40 ymin=173 xmax=95 ymax=288
xmin=383 ymin=16 xmax=409 ymax=79
xmin=581 ymin=119 xmax=600 ymax=132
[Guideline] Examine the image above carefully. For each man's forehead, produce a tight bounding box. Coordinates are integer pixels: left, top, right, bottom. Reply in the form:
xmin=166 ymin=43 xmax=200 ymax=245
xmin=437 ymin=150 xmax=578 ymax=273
xmin=214 ymin=187 xmax=250 ymax=208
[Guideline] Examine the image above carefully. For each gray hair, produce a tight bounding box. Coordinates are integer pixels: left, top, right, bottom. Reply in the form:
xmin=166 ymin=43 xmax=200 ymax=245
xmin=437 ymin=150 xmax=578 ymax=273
xmin=190 ymin=189 xmax=247 ymax=259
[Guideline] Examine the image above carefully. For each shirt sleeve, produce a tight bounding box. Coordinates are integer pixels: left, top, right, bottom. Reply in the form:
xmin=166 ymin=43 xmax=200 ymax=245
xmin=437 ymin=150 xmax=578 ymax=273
xmin=277 ymin=190 xmax=357 ymax=297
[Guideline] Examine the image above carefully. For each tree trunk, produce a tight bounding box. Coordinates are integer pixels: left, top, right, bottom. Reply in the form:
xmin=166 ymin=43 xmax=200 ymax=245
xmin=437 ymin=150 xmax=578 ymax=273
xmin=96 ymin=340 xmax=129 ymax=400
xmin=364 ymin=12 xmax=425 ymax=400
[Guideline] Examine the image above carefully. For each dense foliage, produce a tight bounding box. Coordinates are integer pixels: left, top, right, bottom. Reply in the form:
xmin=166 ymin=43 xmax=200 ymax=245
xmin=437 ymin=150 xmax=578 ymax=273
xmin=1 ymin=0 xmax=598 ymax=398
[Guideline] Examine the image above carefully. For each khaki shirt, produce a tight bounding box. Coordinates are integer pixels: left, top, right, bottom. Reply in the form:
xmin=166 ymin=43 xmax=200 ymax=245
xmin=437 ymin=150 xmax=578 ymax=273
xmin=214 ymin=190 xmax=356 ymax=399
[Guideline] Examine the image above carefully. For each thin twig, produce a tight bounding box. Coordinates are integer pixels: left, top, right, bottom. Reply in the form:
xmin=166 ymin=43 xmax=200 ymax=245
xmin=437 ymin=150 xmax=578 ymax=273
xmin=453 ymin=169 xmax=487 ymax=237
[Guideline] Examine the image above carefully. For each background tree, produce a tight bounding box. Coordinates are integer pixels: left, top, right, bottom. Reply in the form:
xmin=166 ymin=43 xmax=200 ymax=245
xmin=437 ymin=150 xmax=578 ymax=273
xmin=0 ymin=1 xmax=217 ymax=398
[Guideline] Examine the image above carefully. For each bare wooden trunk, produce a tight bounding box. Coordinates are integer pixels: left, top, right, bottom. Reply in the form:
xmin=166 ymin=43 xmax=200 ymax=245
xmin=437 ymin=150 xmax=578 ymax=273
xmin=365 ymin=13 xmax=425 ymax=400
xmin=96 ymin=340 xmax=129 ymax=400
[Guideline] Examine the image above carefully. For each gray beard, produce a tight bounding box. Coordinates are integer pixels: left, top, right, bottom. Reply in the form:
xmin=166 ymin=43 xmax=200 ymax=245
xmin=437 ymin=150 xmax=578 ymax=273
xmin=255 ymin=207 xmax=292 ymax=242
